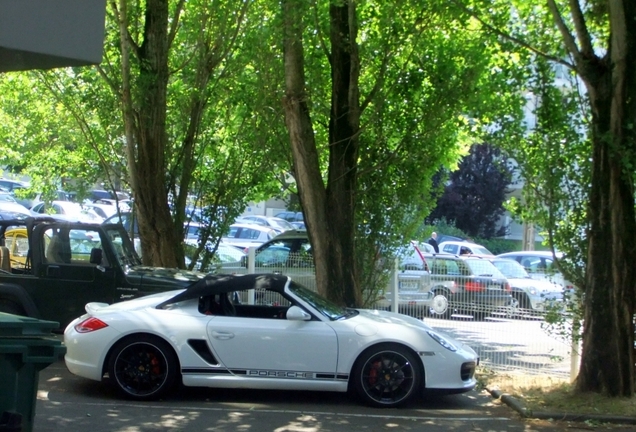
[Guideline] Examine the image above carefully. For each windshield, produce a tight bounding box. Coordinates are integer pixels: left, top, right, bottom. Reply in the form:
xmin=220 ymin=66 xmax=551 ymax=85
xmin=288 ymin=281 xmax=354 ymax=320
xmin=464 ymin=259 xmax=507 ymax=278
xmin=472 ymin=246 xmax=494 ymax=256
xmin=104 ymin=226 xmax=142 ymax=268
xmin=492 ymin=260 xmax=529 ymax=278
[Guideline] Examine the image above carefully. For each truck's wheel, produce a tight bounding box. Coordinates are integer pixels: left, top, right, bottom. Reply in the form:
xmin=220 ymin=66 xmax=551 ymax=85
xmin=0 ymin=299 xmax=25 ymax=316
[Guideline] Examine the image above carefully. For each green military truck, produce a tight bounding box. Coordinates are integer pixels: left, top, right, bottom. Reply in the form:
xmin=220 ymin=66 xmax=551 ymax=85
xmin=0 ymin=216 xmax=204 ymax=329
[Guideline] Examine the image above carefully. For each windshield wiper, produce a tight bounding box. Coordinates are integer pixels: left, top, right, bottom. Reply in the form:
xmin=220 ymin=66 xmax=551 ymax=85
xmin=337 ymin=308 xmax=359 ymax=320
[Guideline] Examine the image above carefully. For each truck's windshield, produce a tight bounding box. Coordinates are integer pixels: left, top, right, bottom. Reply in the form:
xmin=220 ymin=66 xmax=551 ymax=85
xmin=104 ymin=226 xmax=142 ymax=268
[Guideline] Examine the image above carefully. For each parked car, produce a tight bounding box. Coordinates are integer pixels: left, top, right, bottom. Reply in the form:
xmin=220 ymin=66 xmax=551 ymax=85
xmin=222 ymin=223 xmax=277 ymax=249
xmin=82 ymin=202 xmax=120 ymax=220
xmin=374 ymin=241 xmax=449 ymax=317
xmin=489 ymin=258 xmax=564 ymax=314
xmin=438 ymin=241 xmax=494 ymax=257
xmin=274 ymin=211 xmax=304 ymax=222
xmin=496 ymin=250 xmax=577 ymax=291
xmin=381 ymin=246 xmax=512 ymax=319
xmin=3 ymin=227 xmax=30 ymax=268
xmin=102 ymin=211 xmax=199 ymax=237
xmin=64 ymin=273 xmax=478 ymax=407
xmin=222 ymin=229 xmax=314 ymax=288
xmin=428 ymin=255 xmax=512 ymax=319
xmin=91 ymin=198 xmax=132 ymax=213
xmin=0 ymin=192 xmax=33 ymax=217
xmin=89 ymin=189 xmax=130 ymax=202
xmin=0 ymin=179 xmax=35 ymax=208
xmin=290 ymin=221 xmax=306 ymax=230
xmin=184 ymin=240 xmax=246 ymax=272
xmin=236 ymin=215 xmax=295 ymax=234
xmin=31 ymin=200 xmax=103 ymax=223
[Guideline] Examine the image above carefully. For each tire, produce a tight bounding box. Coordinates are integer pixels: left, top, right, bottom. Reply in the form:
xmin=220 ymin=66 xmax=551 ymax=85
xmin=514 ymin=293 xmax=531 ymax=310
xmin=352 ymin=344 xmax=421 ymax=408
xmin=512 ymin=293 xmax=535 ymax=318
xmin=0 ymin=299 xmax=25 ymax=316
xmin=506 ymin=296 xmax=520 ymax=319
xmin=108 ymin=335 xmax=179 ymax=401
xmin=428 ymin=289 xmax=452 ymax=319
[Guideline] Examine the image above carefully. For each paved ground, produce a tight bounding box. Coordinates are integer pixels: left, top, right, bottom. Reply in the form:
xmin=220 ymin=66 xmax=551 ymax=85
xmin=28 ymin=359 xmax=632 ymax=432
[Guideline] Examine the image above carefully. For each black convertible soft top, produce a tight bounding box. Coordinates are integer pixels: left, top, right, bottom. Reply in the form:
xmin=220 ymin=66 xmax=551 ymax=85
xmin=157 ymin=273 xmax=289 ymax=308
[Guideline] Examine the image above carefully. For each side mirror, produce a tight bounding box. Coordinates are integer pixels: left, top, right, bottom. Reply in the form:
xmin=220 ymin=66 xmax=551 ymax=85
xmin=89 ymin=248 xmax=103 ymax=265
xmin=286 ymin=305 xmax=311 ymax=321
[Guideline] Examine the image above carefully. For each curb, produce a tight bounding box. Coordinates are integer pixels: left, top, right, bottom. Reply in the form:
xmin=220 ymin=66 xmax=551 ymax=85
xmin=487 ymin=387 xmax=636 ymax=425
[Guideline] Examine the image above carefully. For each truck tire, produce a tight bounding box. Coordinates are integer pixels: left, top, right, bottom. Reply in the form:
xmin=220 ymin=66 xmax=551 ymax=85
xmin=0 ymin=299 xmax=26 ymax=316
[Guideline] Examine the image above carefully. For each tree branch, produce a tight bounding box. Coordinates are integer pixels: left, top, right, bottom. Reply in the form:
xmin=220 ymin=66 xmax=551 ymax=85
xmin=311 ymin=0 xmax=331 ymax=67
xmin=546 ymin=0 xmax=581 ymax=61
xmin=568 ymin=0 xmax=594 ymax=57
xmin=167 ymin=0 xmax=186 ymax=50
xmin=452 ymin=0 xmax=575 ymax=70
xmin=109 ymin=0 xmax=141 ymax=60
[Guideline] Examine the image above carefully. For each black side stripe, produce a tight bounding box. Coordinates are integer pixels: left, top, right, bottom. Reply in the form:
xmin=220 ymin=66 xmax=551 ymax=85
xmin=181 ymin=368 xmax=349 ymax=381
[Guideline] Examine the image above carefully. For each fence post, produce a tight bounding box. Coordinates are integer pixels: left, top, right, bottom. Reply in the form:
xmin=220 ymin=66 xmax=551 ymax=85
xmin=569 ymin=320 xmax=581 ymax=383
xmin=247 ymin=246 xmax=256 ymax=305
xmin=391 ymin=257 xmax=399 ymax=313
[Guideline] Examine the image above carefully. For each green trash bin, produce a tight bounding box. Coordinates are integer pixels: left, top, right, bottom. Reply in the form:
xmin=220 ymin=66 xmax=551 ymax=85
xmin=0 ymin=312 xmax=66 ymax=432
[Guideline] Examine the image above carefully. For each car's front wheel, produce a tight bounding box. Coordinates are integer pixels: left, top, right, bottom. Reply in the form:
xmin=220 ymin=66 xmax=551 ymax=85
xmin=352 ymin=344 xmax=421 ymax=408
xmin=107 ymin=335 xmax=179 ymax=401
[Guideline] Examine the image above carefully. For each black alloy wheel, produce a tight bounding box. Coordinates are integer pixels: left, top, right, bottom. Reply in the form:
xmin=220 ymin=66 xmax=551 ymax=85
xmin=353 ymin=344 xmax=421 ymax=407
xmin=108 ymin=335 xmax=179 ymax=401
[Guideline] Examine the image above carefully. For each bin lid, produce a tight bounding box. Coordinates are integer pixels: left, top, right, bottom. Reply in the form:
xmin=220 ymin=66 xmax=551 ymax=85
xmin=0 ymin=312 xmax=60 ymax=336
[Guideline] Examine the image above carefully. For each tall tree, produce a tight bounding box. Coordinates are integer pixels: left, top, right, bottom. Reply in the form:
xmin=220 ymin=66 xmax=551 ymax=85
xmin=0 ymin=0 xmax=284 ymax=268
xmin=462 ymin=0 xmax=636 ymax=395
xmin=280 ymin=0 xmax=527 ymax=304
xmin=429 ymin=143 xmax=512 ymax=238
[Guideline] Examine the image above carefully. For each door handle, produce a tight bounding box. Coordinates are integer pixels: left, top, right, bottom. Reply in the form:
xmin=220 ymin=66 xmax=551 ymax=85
xmin=210 ymin=331 xmax=235 ymax=340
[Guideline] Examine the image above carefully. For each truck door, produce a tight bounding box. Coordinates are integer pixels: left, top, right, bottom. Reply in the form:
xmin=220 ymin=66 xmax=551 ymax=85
xmin=33 ymin=224 xmax=117 ymax=326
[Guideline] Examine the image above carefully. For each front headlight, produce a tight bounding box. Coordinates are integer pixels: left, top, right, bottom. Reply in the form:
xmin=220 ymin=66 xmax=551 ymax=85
xmin=426 ymin=330 xmax=457 ymax=352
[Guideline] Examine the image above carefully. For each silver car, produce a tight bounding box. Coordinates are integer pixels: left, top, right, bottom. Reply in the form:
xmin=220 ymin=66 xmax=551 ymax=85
xmin=490 ymin=258 xmax=564 ymax=314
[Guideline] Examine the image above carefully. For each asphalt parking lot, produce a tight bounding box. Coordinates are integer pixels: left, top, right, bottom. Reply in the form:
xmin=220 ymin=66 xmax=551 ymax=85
xmin=32 ymin=358 xmax=602 ymax=432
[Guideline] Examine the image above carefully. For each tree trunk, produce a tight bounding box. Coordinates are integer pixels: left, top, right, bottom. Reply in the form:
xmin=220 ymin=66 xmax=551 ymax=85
xmin=325 ymin=1 xmax=361 ymax=306
xmin=574 ymin=0 xmax=636 ymax=396
xmin=281 ymin=0 xmax=329 ymax=298
xmin=281 ymin=0 xmax=362 ymax=306
xmin=131 ymin=0 xmax=181 ymax=267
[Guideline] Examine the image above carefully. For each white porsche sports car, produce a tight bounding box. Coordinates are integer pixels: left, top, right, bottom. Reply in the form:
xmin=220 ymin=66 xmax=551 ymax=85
xmin=64 ymin=273 xmax=479 ymax=407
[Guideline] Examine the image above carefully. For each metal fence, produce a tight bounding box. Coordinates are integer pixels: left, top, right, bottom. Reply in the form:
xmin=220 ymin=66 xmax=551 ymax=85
xmin=223 ymin=249 xmax=579 ymax=381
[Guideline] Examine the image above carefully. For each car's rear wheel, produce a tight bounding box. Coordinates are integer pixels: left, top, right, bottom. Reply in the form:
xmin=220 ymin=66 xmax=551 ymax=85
xmin=352 ymin=344 xmax=421 ymax=408
xmin=108 ymin=335 xmax=179 ymax=401
xmin=428 ymin=289 xmax=452 ymax=319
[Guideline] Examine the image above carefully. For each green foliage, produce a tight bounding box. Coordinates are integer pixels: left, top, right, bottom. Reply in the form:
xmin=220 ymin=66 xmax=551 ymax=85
xmin=344 ymin=1 xmax=529 ymax=295
xmin=499 ymin=57 xmax=589 ymax=292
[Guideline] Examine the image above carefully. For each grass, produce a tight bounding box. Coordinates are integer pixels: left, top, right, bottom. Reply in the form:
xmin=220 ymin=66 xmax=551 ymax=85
xmin=476 ymin=368 xmax=636 ymax=418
